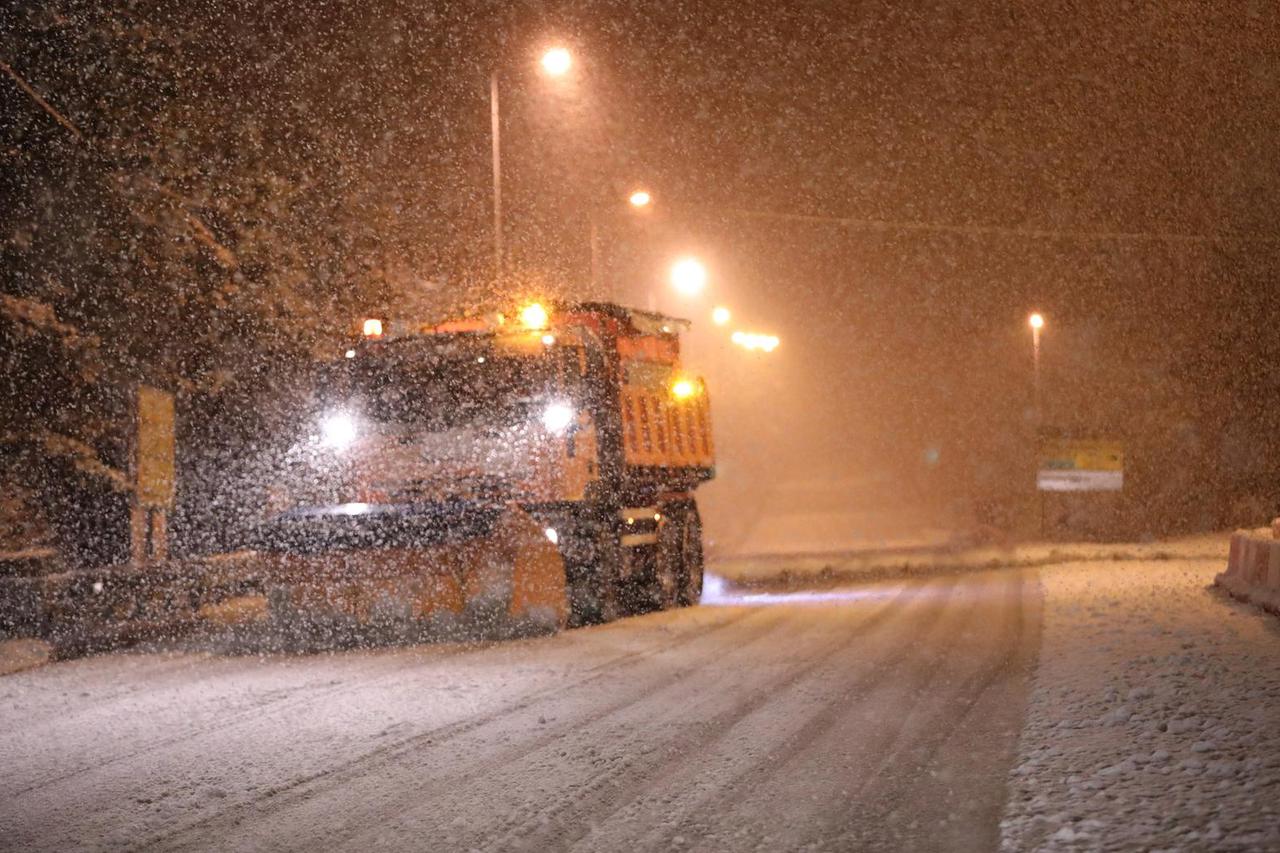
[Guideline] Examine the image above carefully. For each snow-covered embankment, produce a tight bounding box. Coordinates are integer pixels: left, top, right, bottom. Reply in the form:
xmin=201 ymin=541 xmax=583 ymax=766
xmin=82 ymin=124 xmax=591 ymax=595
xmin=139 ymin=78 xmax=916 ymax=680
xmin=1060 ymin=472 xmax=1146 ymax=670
xmin=1000 ymin=551 xmax=1280 ymax=851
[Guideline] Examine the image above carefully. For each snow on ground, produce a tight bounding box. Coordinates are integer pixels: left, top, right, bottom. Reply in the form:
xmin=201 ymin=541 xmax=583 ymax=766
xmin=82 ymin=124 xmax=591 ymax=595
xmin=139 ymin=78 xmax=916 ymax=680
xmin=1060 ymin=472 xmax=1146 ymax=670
xmin=711 ymin=533 xmax=1228 ymax=588
xmin=1000 ymin=550 xmax=1280 ymax=852
xmin=0 ymin=638 xmax=52 ymax=676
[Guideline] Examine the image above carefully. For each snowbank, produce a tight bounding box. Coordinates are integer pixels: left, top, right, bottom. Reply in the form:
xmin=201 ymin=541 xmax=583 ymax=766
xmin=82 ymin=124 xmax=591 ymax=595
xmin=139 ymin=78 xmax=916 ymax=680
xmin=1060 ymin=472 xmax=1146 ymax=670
xmin=0 ymin=639 xmax=52 ymax=676
xmin=710 ymin=534 xmax=1228 ymax=589
xmin=1000 ymin=556 xmax=1280 ymax=851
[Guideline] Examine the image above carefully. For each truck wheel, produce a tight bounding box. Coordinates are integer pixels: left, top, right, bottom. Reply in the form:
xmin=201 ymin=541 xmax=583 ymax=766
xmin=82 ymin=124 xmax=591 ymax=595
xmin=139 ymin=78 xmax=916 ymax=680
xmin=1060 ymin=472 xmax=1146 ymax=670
xmin=619 ymin=544 xmax=662 ymax=616
xmin=652 ymin=514 xmax=685 ymax=611
xmin=676 ymin=505 xmax=705 ymax=606
xmin=565 ymin=522 xmax=622 ymax=627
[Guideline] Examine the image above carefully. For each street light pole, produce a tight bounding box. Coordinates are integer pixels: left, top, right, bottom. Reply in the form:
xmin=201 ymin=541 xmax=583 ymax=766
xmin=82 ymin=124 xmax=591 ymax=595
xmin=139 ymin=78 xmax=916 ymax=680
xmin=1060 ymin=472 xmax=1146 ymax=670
xmin=490 ymin=69 xmax=503 ymax=280
xmin=488 ymin=47 xmax=572 ymax=283
xmin=1033 ymin=325 xmax=1042 ymax=410
xmin=589 ymin=212 xmax=601 ymax=296
xmin=1029 ymin=312 xmax=1045 ymax=416
xmin=590 ymin=190 xmax=651 ymax=301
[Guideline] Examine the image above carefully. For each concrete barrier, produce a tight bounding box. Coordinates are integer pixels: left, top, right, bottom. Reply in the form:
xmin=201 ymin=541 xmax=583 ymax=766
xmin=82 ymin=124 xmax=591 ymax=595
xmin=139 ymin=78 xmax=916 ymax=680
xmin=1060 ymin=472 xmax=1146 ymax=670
xmin=1215 ymin=526 xmax=1280 ymax=615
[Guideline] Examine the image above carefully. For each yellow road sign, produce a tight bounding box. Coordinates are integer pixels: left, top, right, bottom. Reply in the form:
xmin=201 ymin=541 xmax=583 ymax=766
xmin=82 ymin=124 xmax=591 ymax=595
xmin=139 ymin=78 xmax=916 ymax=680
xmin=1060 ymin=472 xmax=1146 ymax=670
xmin=136 ymin=385 xmax=175 ymax=508
xmin=1038 ymin=438 xmax=1123 ymax=492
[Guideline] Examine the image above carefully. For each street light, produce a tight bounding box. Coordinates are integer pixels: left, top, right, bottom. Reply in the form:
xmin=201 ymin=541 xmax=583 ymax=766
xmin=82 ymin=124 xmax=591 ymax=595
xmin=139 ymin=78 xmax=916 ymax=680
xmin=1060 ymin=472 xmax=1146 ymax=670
xmin=628 ymin=189 xmax=652 ymax=208
xmin=490 ymin=47 xmax=573 ymax=280
xmin=540 ymin=47 xmax=572 ymax=77
xmin=711 ymin=306 xmax=731 ymax=326
xmin=670 ymin=257 xmax=708 ymax=297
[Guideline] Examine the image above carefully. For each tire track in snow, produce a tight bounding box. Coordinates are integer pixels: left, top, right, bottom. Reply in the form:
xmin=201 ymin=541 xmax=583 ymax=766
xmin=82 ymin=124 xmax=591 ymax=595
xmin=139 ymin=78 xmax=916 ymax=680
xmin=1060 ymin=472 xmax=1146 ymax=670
xmin=471 ymin=578 xmax=934 ymax=852
xmin=136 ymin=605 xmax=777 ymax=851
xmin=808 ymin=568 xmax=1040 ymax=851
xmin=614 ymin=574 xmax=969 ymax=851
xmin=12 ymin=608 xmax=757 ymax=802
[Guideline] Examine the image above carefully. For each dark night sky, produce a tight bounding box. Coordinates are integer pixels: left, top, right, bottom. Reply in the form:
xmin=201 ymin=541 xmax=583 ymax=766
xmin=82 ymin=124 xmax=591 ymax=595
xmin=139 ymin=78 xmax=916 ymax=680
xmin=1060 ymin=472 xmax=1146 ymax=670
xmin=6 ymin=1 xmax=1279 ymax=552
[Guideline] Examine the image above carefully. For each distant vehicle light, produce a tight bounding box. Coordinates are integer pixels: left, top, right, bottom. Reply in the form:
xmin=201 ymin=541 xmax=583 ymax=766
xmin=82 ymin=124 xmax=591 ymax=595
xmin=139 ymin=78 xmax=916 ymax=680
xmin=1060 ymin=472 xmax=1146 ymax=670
xmin=520 ymin=302 xmax=550 ymax=330
xmin=362 ymin=318 xmax=383 ymax=338
xmin=711 ymin=306 xmax=731 ymax=326
xmin=544 ymin=527 xmax=559 ymax=545
xmin=671 ymin=379 xmax=696 ymax=400
xmin=541 ymin=402 xmax=574 ymax=434
xmin=629 ymin=190 xmax=651 ymax=208
xmin=344 ymin=349 xmax=356 ymax=359
xmin=731 ymin=331 xmax=780 ymax=353
xmin=320 ymin=412 xmax=358 ymax=450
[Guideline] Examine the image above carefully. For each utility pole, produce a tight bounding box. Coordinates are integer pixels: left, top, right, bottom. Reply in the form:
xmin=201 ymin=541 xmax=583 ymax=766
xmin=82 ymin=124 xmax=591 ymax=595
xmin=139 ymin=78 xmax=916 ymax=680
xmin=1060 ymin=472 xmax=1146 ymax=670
xmin=1029 ymin=312 xmax=1045 ymax=418
xmin=490 ymin=69 xmax=503 ymax=280
xmin=589 ymin=213 xmax=602 ymax=296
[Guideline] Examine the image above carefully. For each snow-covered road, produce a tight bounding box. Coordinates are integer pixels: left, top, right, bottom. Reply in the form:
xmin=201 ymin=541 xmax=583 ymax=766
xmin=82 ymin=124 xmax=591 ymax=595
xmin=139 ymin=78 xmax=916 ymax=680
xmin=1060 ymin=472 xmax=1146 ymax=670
xmin=0 ymin=569 xmax=1040 ymax=852
xmin=4 ymin=542 xmax=1275 ymax=852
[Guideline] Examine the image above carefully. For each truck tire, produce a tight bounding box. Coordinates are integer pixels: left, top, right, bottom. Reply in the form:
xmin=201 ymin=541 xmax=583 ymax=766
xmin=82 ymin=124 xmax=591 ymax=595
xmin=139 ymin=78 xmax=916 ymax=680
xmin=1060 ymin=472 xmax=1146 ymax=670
xmin=652 ymin=514 xmax=685 ymax=611
xmin=676 ymin=505 xmax=705 ymax=606
xmin=564 ymin=518 xmax=622 ymax=627
xmin=647 ymin=501 xmax=704 ymax=611
xmin=618 ymin=543 xmax=662 ymax=616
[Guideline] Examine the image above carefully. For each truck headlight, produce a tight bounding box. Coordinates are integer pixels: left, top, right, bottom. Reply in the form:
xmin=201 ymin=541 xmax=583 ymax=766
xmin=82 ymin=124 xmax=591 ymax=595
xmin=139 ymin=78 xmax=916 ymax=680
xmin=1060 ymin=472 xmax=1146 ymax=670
xmin=541 ymin=402 xmax=574 ymax=435
xmin=320 ymin=412 xmax=358 ymax=450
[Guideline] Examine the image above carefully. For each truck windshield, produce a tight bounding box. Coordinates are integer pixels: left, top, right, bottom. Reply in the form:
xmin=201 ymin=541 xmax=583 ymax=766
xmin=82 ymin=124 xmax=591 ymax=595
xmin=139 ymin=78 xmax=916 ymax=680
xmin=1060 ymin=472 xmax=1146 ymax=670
xmin=320 ymin=350 xmax=557 ymax=430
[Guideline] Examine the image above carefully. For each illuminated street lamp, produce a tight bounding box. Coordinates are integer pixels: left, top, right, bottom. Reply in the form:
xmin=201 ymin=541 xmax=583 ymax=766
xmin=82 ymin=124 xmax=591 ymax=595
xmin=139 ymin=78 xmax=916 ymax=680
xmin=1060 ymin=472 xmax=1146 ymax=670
xmin=490 ymin=46 xmax=573 ymax=279
xmin=711 ymin=306 xmax=731 ymax=326
xmin=628 ymin=189 xmax=652 ymax=208
xmin=540 ymin=47 xmax=572 ymax=77
xmin=670 ymin=257 xmax=708 ymax=297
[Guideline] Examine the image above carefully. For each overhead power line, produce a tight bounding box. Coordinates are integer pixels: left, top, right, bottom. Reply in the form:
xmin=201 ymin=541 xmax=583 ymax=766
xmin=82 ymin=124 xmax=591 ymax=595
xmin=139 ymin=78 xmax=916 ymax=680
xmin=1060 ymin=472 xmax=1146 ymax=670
xmin=720 ymin=206 xmax=1279 ymax=245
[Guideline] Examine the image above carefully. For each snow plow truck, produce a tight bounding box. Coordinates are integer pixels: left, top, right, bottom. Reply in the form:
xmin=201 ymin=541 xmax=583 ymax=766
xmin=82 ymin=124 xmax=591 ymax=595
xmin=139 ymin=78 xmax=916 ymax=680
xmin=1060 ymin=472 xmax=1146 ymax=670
xmin=252 ymin=301 xmax=715 ymax=638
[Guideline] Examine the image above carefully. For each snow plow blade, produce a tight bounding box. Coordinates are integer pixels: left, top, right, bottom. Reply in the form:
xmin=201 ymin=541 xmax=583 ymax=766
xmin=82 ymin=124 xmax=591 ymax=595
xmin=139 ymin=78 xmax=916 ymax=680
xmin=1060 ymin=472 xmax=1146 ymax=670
xmin=254 ymin=503 xmax=567 ymax=641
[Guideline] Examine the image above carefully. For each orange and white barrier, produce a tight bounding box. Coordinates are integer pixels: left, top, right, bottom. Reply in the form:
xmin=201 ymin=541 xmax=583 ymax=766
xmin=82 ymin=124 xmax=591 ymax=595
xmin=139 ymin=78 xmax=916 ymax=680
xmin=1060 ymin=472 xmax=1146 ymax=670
xmin=1216 ymin=525 xmax=1280 ymax=615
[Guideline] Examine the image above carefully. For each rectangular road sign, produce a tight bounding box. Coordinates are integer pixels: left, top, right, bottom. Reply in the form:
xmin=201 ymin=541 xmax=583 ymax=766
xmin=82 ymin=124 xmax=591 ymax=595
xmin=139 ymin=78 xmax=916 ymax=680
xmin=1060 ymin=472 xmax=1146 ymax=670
xmin=1037 ymin=438 xmax=1123 ymax=492
xmin=136 ymin=385 xmax=175 ymax=508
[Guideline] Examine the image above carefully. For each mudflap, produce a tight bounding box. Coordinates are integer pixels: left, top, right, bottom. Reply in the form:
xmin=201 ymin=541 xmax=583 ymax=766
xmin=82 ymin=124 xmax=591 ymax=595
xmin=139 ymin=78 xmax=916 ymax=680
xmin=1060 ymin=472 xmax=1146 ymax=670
xmin=261 ymin=505 xmax=567 ymax=646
